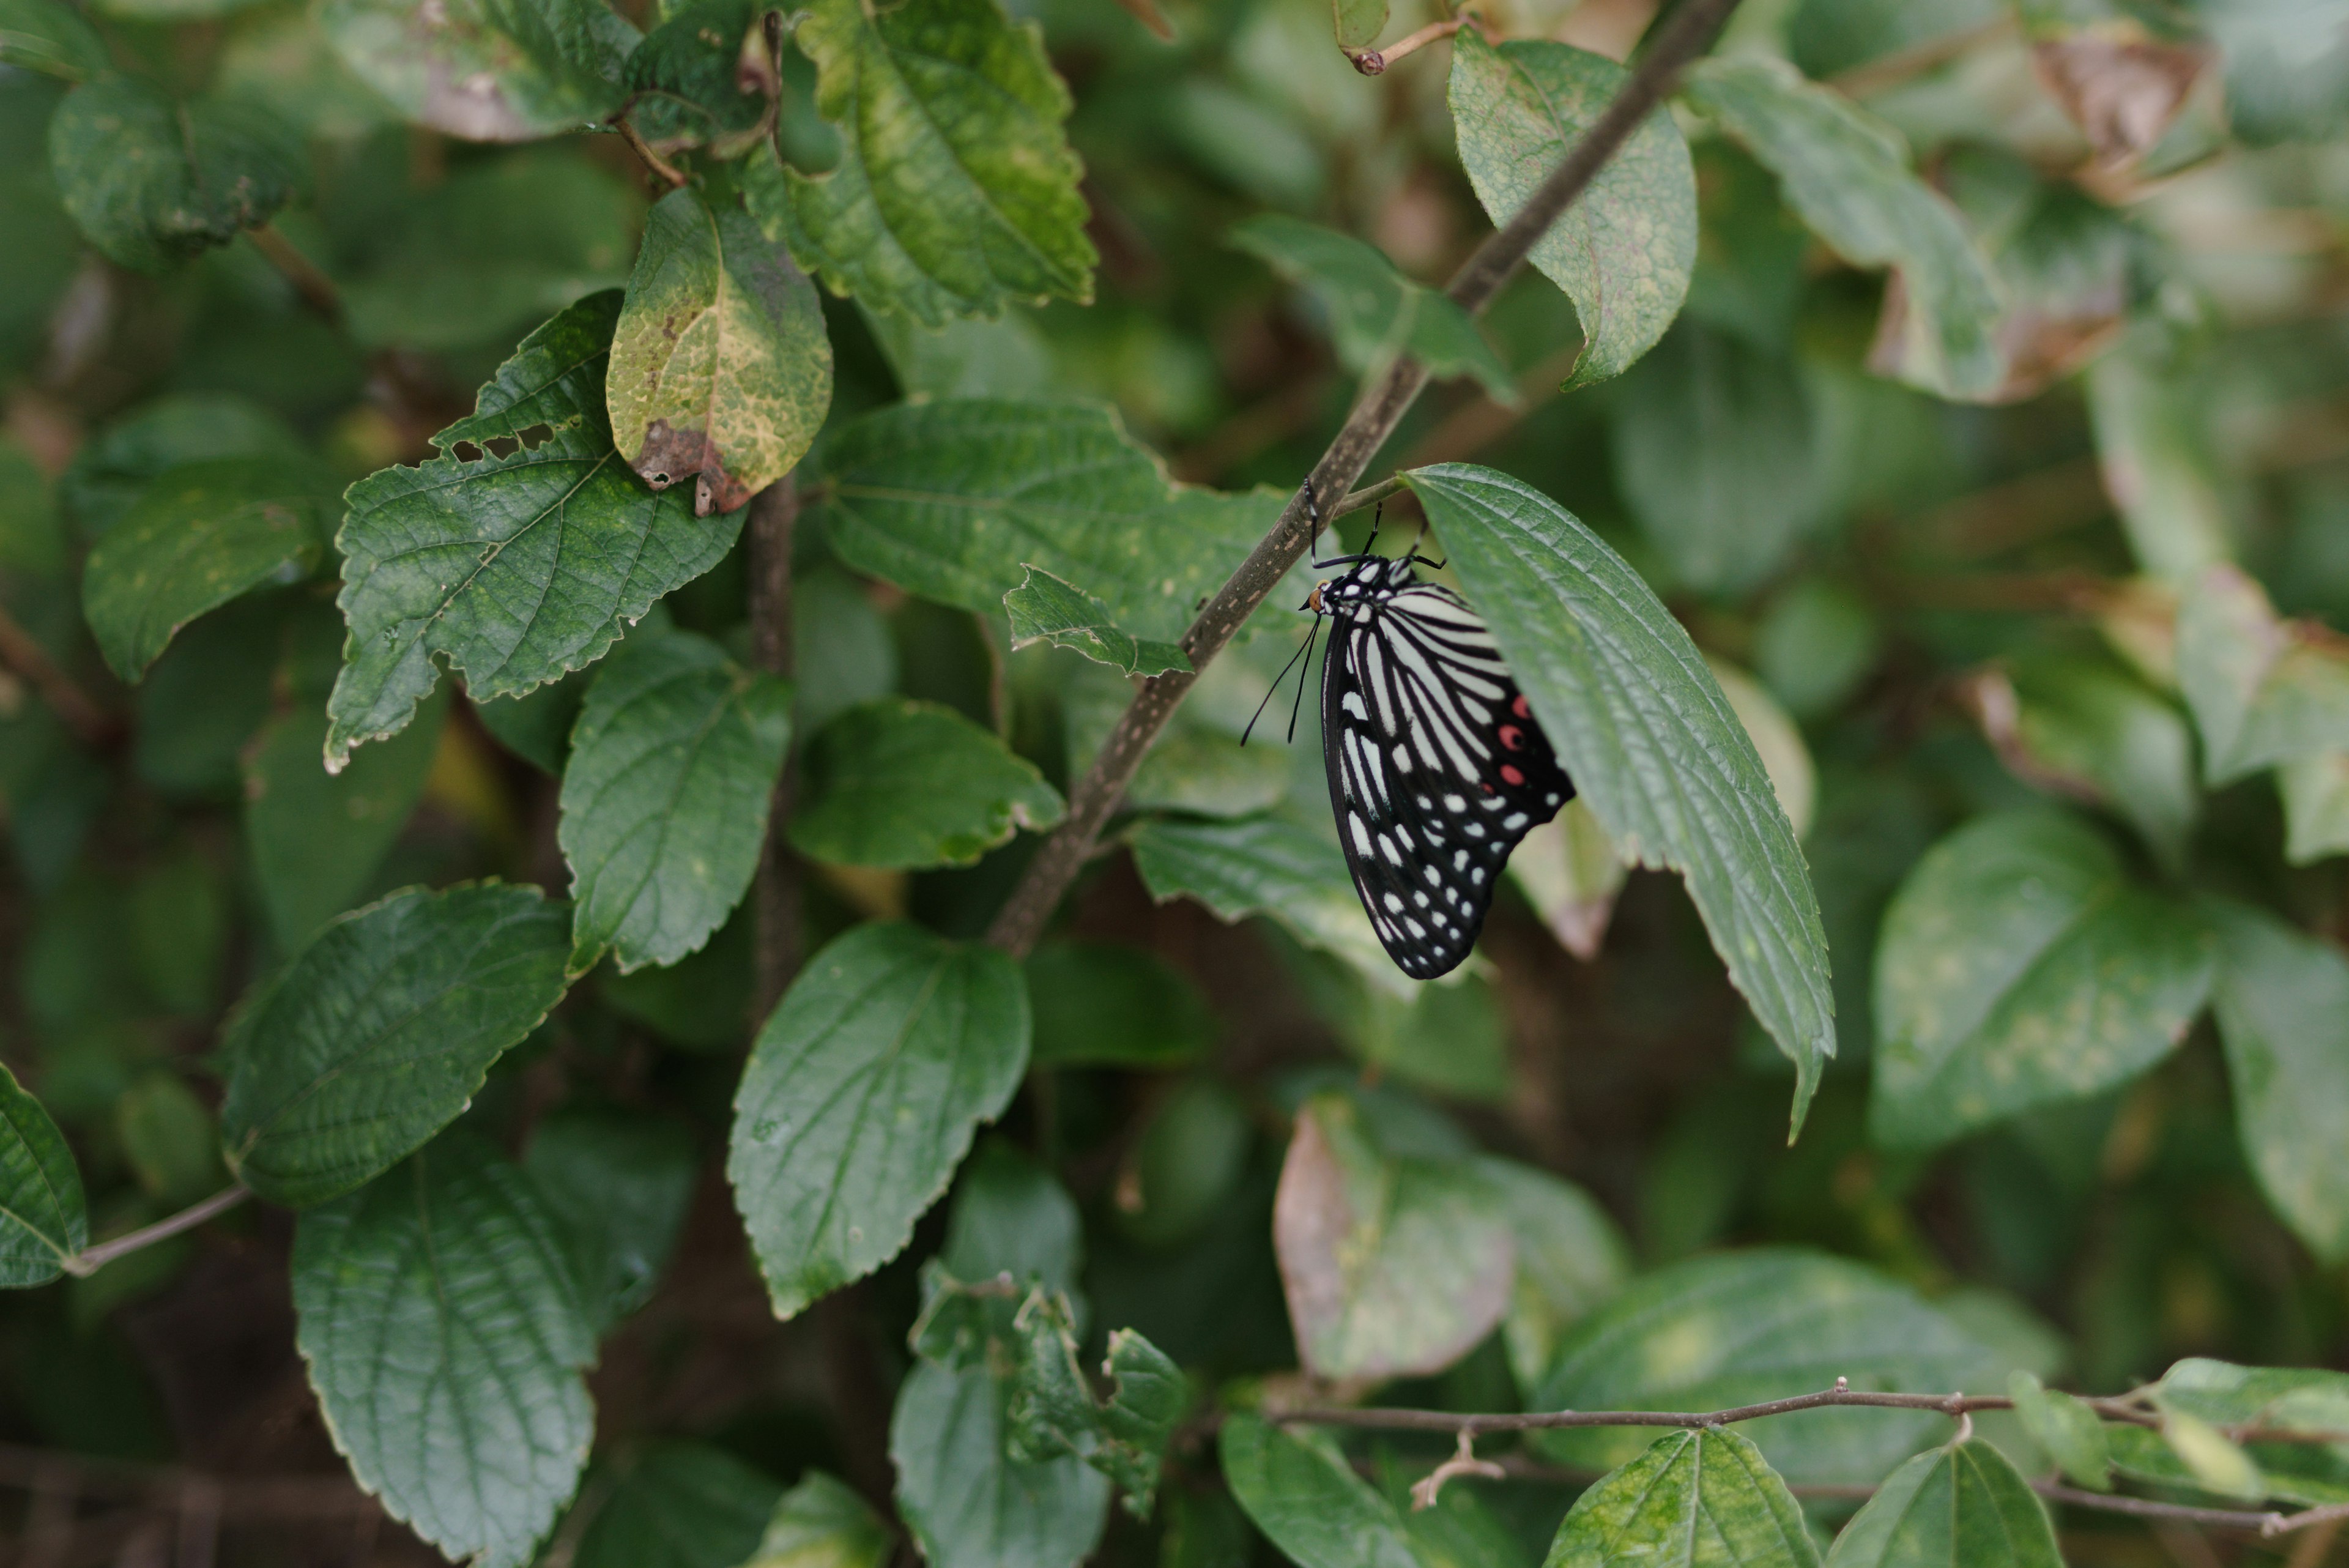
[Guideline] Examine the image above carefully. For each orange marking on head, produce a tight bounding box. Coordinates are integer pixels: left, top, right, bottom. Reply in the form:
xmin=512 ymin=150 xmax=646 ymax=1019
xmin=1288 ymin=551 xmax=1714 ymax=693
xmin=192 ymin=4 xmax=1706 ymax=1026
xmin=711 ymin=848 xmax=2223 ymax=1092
xmin=1306 ymin=583 xmax=1325 ymax=612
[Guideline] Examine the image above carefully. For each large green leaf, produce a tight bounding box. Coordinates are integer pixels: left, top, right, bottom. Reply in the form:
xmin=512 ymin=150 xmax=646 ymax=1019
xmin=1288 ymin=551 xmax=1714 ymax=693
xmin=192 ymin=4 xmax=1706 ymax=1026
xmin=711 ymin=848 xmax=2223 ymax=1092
xmin=1680 ymin=58 xmax=2003 ymax=401
xmin=571 ymin=1441 xmax=781 ymax=1568
xmin=892 ymin=1358 xmax=1111 ymax=1568
xmin=2176 ymin=563 xmax=2349 ymax=785
xmin=748 ymin=0 xmax=1094 ymax=324
xmin=1820 ymin=1440 xmax=2060 ymax=1568
xmin=325 ymin=290 xmax=742 ymax=770
xmin=60 ymin=392 xmax=304 ymax=540
xmin=2206 ymin=899 xmax=2349 ymax=1261
xmin=625 ymin=0 xmax=770 ymax=154
xmin=80 ymin=457 xmax=332 ymax=681
xmin=790 ymin=697 xmax=1063 ymax=869
xmin=810 ymin=399 xmax=1281 ymax=643
xmin=1532 ymin=1249 xmax=2004 ymax=1487
xmin=1128 ymin=814 xmax=1403 ymax=996
xmin=1402 ymin=464 xmax=1834 ymax=1123
xmin=0 ymin=0 xmax=109 ymax=82
xmin=744 ymin=1472 xmax=893 ymax=1568
xmin=1272 ymin=1090 xmax=1514 ymax=1381
xmin=0 ymin=1063 xmax=85 ymax=1287
xmin=1447 ymin=31 xmax=1696 ymax=390
xmin=522 ymin=1105 xmax=697 ymax=1335
xmin=317 ymin=0 xmax=636 ymax=141
xmin=729 ymin=922 xmax=1030 ymax=1317
xmin=291 ymin=1132 xmax=594 ymax=1568
xmin=1219 ymin=1413 xmax=1421 ymax=1568
xmin=559 ymin=630 xmax=791 ymax=972
xmin=1545 ymin=1429 xmax=1817 ymax=1568
xmin=220 ymin=883 xmax=573 ymax=1206
xmin=46 ymin=76 xmax=302 ymax=272
xmin=1869 ymin=811 xmax=2213 ymax=1151
xmin=609 ymin=187 xmax=831 ymax=517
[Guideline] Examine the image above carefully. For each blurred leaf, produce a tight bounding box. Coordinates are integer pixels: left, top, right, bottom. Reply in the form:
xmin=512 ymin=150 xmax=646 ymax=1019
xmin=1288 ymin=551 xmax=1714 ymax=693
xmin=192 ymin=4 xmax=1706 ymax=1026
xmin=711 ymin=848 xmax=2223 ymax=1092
xmin=213 ymin=7 xmax=395 ymax=139
xmin=2278 ymin=753 xmax=2349 ymax=864
xmin=1476 ymin=1155 xmax=1630 ymax=1396
xmin=1116 ymin=1080 xmax=1250 ymax=1247
xmin=1756 ymin=579 xmax=1879 ymax=721
xmin=1957 ymin=161 xmax=2142 ymax=399
xmin=1229 ymin=215 xmax=1515 ymax=400
xmin=1550 ymin=1428 xmax=1817 ymax=1568
xmin=0 ymin=1063 xmax=86 ymax=1286
xmin=2153 ymin=1405 xmax=2265 ymax=1498
xmin=60 ymin=392 xmax=303 ymax=540
xmin=610 ymin=187 xmax=831 ymax=516
xmin=1006 ymin=565 xmax=1191 ymax=677
xmin=795 ymin=565 xmax=898 ymax=734
xmin=1507 ymin=799 xmax=1627 ymax=962
xmin=244 ymin=689 xmax=448 ymax=949
xmin=291 ymin=1132 xmax=593 ymax=1568
xmin=729 ymin=921 xmax=1029 ymax=1317
xmin=2088 ymin=340 xmax=2231 ymax=581
xmin=2006 ymin=1372 xmax=2112 ymax=1491
xmin=1220 ymin=1414 xmax=1420 ymax=1568
xmin=1406 ymin=464 xmax=1836 ymax=1128
xmin=560 ymin=630 xmax=790 ymax=972
xmin=1789 ymin=0 xmax=2000 ymax=78
xmin=2156 ymin=1358 xmax=2349 ymax=1433
xmin=47 ymin=77 xmax=302 ymax=273
xmin=2205 ymin=899 xmax=2349 ymax=1262
xmin=748 ymin=0 xmax=1094 ymax=325
xmin=2193 ymin=0 xmax=2349 ymax=146
xmin=1059 ymin=655 xmax=1292 ymax=820
xmin=81 ymin=457 xmax=332 ymax=680
xmin=1024 ymin=940 xmax=1214 ymax=1068
xmin=792 ymin=697 xmax=1063 ymax=869
xmin=626 ymin=0 xmax=769 ymax=153
xmin=1534 ymin=1249 xmax=2005 ymax=1486
xmin=1449 ymin=31 xmax=1696 ymax=390
xmin=1129 ymin=814 xmax=1402 ymax=995
xmin=1681 ymin=58 xmax=2003 ymax=401
xmin=325 ymin=291 xmax=742 ymax=770
xmin=944 ymin=1139 xmax=1082 ymax=1291
xmin=743 ymin=1472 xmax=892 ymax=1568
xmin=863 ymin=302 xmax=1057 ymax=401
xmin=221 ymin=883 xmax=573 ymax=1206
xmin=1820 ymin=1438 xmax=2060 ymax=1568
xmin=2018 ymin=2 xmax=2210 ymax=167
xmin=317 ymin=0 xmax=636 ymax=141
xmin=523 ymin=1106 xmax=697 ymax=1336
xmin=1869 ymin=811 xmax=2212 ymax=1150
xmin=1330 ymin=0 xmax=1382 ymax=50
xmin=0 ymin=0 xmax=109 ymax=81
xmin=128 ymin=845 xmax=228 ymax=1014
xmin=598 ymin=904 xmax=753 ymax=1049
xmin=1964 ymin=656 xmax=2197 ymax=869
xmin=2176 ymin=563 xmax=2349 ymax=785
xmin=891 ymin=1356 xmax=1110 ymax=1568
xmin=1711 ymin=656 xmax=1816 ymax=838
xmin=572 ymin=1441 xmax=781 ymax=1568
xmin=0 ymin=437 xmax=59 ymax=576
xmin=812 ymin=399 xmax=1280 ymax=643
xmin=1272 ymin=1090 xmax=1513 ymax=1380
xmin=115 ymin=1071 xmax=223 ymax=1208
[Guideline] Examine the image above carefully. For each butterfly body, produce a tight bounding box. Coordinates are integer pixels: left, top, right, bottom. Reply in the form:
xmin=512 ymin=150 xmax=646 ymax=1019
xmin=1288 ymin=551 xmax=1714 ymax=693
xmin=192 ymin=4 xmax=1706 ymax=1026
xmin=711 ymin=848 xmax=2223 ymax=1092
xmin=1312 ymin=548 xmax=1573 ymax=978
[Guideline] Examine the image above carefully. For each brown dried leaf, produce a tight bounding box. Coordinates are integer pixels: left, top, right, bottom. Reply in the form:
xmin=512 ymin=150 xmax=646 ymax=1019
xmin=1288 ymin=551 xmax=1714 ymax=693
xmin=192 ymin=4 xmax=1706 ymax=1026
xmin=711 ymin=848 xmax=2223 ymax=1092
xmin=2033 ymin=34 xmax=2209 ymax=169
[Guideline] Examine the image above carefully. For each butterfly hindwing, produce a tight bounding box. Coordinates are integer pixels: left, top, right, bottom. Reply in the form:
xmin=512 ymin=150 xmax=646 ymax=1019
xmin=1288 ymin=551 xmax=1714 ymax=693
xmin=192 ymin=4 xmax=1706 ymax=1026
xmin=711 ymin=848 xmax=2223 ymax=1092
xmin=1319 ymin=559 xmax=1572 ymax=979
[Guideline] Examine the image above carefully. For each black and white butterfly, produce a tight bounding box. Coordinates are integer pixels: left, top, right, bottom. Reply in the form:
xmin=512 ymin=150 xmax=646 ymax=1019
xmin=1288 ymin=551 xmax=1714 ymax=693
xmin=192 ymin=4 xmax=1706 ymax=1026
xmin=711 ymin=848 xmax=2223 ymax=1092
xmin=1250 ymin=483 xmax=1575 ymax=979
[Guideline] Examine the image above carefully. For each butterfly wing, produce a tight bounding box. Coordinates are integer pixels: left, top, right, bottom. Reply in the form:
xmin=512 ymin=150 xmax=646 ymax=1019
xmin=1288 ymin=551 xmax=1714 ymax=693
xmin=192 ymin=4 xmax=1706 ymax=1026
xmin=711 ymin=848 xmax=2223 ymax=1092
xmin=1323 ymin=579 xmax=1573 ymax=979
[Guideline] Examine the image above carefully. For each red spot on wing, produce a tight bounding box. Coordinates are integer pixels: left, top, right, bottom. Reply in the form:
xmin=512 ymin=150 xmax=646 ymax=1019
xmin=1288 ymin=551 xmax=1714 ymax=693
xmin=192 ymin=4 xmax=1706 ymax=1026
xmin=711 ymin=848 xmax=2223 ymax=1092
xmin=1497 ymin=725 xmax=1523 ymax=751
xmin=1499 ymin=764 xmax=1525 ymax=786
xmin=1511 ymin=694 xmax=1530 ymax=718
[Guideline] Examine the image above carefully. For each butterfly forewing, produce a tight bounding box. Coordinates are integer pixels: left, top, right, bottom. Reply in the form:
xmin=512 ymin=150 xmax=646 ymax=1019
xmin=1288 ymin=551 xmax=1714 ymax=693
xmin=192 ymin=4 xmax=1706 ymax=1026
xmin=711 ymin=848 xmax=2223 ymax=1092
xmin=1319 ymin=557 xmax=1573 ymax=979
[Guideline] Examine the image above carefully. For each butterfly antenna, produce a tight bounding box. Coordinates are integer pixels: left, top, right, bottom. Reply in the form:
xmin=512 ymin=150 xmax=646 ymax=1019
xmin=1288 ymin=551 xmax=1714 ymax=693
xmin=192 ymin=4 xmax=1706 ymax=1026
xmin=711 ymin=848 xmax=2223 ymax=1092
xmin=1242 ymin=616 xmax=1320 ymax=747
xmin=1284 ymin=614 xmax=1319 ymax=744
xmin=1364 ymin=500 xmax=1382 ymax=558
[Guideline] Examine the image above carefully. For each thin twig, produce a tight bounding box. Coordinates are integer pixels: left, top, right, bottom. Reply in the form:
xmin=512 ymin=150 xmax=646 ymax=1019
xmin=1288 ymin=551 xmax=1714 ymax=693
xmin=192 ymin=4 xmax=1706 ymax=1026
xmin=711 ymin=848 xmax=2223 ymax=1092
xmin=981 ymin=0 xmax=1744 ymax=956
xmin=0 ymin=603 xmax=117 ymax=749
xmin=1333 ymin=474 xmax=1409 ymax=519
xmin=1348 ymin=13 xmax=1477 ymax=75
xmin=247 ymin=225 xmax=344 ymax=327
xmin=1273 ymin=1384 xmax=2161 ymax=1437
xmin=749 ymin=475 xmax=803 ymax=1024
xmin=61 ymin=1186 xmax=250 ymax=1277
xmin=614 ymin=113 xmax=690 ymax=190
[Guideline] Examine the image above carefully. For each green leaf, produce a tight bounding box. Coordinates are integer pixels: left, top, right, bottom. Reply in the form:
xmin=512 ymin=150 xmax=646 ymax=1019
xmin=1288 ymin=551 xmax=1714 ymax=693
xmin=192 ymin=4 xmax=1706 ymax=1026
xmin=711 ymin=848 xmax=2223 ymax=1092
xmin=861 ymin=301 xmax=1057 ymax=401
xmin=1024 ymin=940 xmax=1215 ymax=1068
xmin=1974 ymin=655 xmax=2198 ymax=872
xmin=0 ymin=0 xmax=109 ymax=81
xmin=790 ymin=697 xmax=1064 ymax=869
xmin=80 ymin=457 xmax=332 ymax=680
xmin=943 ymin=1137 xmax=1082 ymax=1291
xmin=729 ymin=921 xmax=1030 ymax=1317
xmin=2087 ymin=340 xmax=2232 ymax=582
xmin=1059 ymin=655 xmax=1292 ymax=821
xmin=559 ymin=630 xmax=791 ymax=972
xmin=1301 ymin=964 xmax=1511 ymax=1102
xmin=891 ymin=1356 xmax=1111 ymax=1568
xmin=1115 ymin=1080 xmax=1250 ymax=1248
xmin=1330 ymin=0 xmax=1383 ymax=51
xmin=474 ymin=664 xmax=590 ymax=775
xmin=1681 ymin=58 xmax=2003 ymax=401
xmin=609 ymin=187 xmax=831 ymax=516
xmin=291 ymin=1132 xmax=594 ymax=1568
xmin=1820 ymin=1439 xmax=2060 ymax=1568
xmin=1868 ymin=810 xmax=2213 ymax=1151
xmin=1401 ymin=464 xmax=1835 ymax=1125
xmin=1545 ymin=1429 xmax=1818 ymax=1568
xmin=220 ymin=883 xmax=573 ymax=1206
xmin=522 ymin=1105 xmax=697 ymax=1335
xmin=61 ymin=392 xmax=303 ymax=540
xmin=1477 ymin=1155 xmax=1630 ymax=1397
xmin=116 ymin=1071 xmax=225 ymax=1208
xmin=812 ymin=399 xmax=1279 ymax=644
xmin=2176 ymin=563 xmax=2349 ymax=786
xmin=2005 ymin=1372 xmax=2112 ymax=1492
xmin=1789 ymin=0 xmax=2001 ymax=80
xmin=244 ymin=689 xmax=449 ymax=949
xmin=1448 ymin=31 xmax=1696 ymax=390
xmin=748 ymin=0 xmax=1095 ymax=324
xmin=2205 ymin=899 xmax=2349 ymax=1261
xmin=992 ymin=1287 xmax=1184 ymax=1517
xmin=1273 ymin=1090 xmax=1514 ymax=1381
xmin=1508 ymin=798 xmax=1629 ymax=960
xmin=1611 ymin=321 xmax=1819 ymax=594
xmin=572 ymin=1441 xmax=781 ymax=1568
xmin=1128 ymin=814 xmax=1404 ymax=996
xmin=325 ymin=290 xmax=743 ymax=770
xmin=743 ymin=1471 xmax=893 ymax=1568
xmin=1533 ymin=1249 xmax=2005 ymax=1486
xmin=625 ymin=0 xmax=769 ymax=154
xmin=1095 ymin=1329 xmax=1184 ymax=1515
xmin=317 ymin=0 xmax=636 ymax=142
xmin=46 ymin=76 xmax=302 ymax=273
xmin=2153 ymin=1406 xmax=2266 ymax=1500
xmin=0 ymin=1063 xmax=86 ymax=1287
xmin=2155 ymin=1357 xmax=2349 ymax=1435
xmin=2278 ymin=753 xmax=2349 ymax=865
xmin=2198 ymin=0 xmax=2349 ymax=146
xmin=1219 ymin=1413 xmax=1421 ymax=1568
xmin=1228 ymin=215 xmax=1515 ymax=401
xmin=1005 ymin=565 xmax=1192 ymax=677
xmin=795 ymin=563 xmax=900 ymax=734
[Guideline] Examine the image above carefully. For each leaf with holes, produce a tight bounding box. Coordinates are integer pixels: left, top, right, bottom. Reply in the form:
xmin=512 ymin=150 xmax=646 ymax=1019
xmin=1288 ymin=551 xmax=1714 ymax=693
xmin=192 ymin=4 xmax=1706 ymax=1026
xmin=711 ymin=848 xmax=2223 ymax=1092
xmin=1005 ymin=565 xmax=1191 ymax=678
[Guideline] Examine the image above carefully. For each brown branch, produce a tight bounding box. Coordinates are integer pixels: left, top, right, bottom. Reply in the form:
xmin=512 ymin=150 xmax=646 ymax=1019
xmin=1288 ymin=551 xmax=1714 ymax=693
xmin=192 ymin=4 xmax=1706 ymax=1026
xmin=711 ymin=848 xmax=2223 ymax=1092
xmin=247 ymin=225 xmax=344 ymax=327
xmin=982 ymin=0 xmax=1744 ymax=956
xmin=1348 ymin=14 xmax=1476 ymax=75
xmin=0 ymin=601 xmax=117 ymax=749
xmin=613 ymin=111 xmax=690 ymax=190
xmin=61 ymin=1186 xmax=250 ymax=1277
xmin=749 ymin=474 xmax=803 ymax=1024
